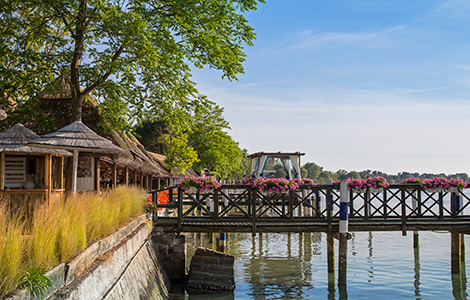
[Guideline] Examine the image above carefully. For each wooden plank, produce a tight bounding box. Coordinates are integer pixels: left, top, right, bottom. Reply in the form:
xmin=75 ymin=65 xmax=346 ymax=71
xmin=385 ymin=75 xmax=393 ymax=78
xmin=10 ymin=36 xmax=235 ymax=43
xmin=0 ymin=152 xmax=4 ymax=195
xmin=45 ymin=154 xmax=51 ymax=205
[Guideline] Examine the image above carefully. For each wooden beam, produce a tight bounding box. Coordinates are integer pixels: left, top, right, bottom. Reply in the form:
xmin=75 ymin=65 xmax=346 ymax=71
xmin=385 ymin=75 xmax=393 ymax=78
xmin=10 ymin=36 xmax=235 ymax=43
xmin=45 ymin=154 xmax=51 ymax=205
xmin=125 ymin=166 xmax=129 ymax=185
xmin=94 ymin=157 xmax=100 ymax=194
xmin=0 ymin=153 xmax=4 ymax=195
xmin=59 ymin=156 xmax=64 ymax=190
xmin=112 ymin=162 xmax=117 ymax=189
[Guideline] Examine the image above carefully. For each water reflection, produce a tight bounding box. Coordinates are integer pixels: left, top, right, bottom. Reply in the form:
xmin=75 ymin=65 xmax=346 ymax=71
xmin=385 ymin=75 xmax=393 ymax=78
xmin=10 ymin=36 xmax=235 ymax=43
xmin=246 ymin=233 xmax=316 ymax=299
xmin=414 ymin=247 xmax=421 ymax=299
xmin=367 ymin=232 xmax=374 ymax=282
xmin=168 ymin=231 xmax=469 ymax=300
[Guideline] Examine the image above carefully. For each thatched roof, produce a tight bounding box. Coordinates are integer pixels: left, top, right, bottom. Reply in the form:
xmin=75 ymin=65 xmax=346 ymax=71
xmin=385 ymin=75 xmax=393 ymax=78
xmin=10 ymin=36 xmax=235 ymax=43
xmin=27 ymin=121 xmax=124 ymax=154
xmin=0 ymin=123 xmax=72 ymax=156
xmin=21 ymin=78 xmax=173 ymax=176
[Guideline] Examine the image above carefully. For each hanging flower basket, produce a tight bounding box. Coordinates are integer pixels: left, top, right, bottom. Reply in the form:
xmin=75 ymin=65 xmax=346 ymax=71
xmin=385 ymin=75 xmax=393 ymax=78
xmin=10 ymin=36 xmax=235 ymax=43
xmin=345 ymin=177 xmax=389 ymax=193
xmin=369 ymin=188 xmax=384 ymax=194
xmin=241 ymin=177 xmax=300 ymax=193
xmin=400 ymin=178 xmax=421 ymax=191
xmin=420 ymin=177 xmax=467 ymax=193
xmin=177 ymin=176 xmax=222 ymax=193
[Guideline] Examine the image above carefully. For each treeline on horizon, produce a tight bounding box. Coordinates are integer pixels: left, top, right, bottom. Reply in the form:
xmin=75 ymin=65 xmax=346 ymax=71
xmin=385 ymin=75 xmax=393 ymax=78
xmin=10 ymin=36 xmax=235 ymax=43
xmin=263 ymin=161 xmax=469 ymax=184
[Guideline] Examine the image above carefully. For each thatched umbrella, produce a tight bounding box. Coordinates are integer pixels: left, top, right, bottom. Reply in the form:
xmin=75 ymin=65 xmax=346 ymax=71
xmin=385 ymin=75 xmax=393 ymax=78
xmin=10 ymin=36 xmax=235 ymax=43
xmin=0 ymin=123 xmax=72 ymax=156
xmin=28 ymin=121 xmax=124 ymax=194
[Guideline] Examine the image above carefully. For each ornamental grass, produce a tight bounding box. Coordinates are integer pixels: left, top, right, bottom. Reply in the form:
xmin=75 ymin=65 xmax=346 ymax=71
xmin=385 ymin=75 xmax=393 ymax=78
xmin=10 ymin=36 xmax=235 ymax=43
xmin=0 ymin=185 xmax=146 ymax=298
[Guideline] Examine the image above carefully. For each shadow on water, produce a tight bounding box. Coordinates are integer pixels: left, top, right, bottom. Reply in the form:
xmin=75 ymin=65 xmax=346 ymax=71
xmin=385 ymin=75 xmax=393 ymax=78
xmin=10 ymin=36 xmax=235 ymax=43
xmin=168 ymin=284 xmax=234 ymax=300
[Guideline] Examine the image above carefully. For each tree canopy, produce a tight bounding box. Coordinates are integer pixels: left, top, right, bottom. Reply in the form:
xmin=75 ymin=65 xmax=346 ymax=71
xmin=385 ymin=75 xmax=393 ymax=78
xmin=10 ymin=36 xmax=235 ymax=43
xmin=0 ymin=0 xmax=264 ymax=131
xmin=135 ymin=96 xmax=246 ymax=179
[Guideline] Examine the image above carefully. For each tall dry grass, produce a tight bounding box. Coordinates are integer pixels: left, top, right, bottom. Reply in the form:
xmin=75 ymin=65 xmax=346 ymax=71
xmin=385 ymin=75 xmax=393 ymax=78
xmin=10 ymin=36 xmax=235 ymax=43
xmin=0 ymin=202 xmax=27 ymax=298
xmin=0 ymin=185 xmax=146 ymax=297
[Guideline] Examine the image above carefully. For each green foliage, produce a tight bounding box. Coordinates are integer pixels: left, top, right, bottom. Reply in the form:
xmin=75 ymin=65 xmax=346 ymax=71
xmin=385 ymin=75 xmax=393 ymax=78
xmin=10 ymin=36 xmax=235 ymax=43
xmin=187 ymin=96 xmax=243 ymax=178
xmin=135 ymin=96 xmax=247 ymax=180
xmin=158 ymin=132 xmax=199 ymax=174
xmin=0 ymin=0 xmax=264 ymax=131
xmin=18 ymin=267 xmax=51 ymax=299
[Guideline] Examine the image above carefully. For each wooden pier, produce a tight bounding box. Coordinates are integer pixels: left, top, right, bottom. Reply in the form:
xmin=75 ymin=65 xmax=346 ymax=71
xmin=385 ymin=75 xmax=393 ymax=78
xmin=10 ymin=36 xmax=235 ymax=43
xmin=152 ymin=184 xmax=470 ymax=234
xmin=151 ymin=184 xmax=470 ymax=289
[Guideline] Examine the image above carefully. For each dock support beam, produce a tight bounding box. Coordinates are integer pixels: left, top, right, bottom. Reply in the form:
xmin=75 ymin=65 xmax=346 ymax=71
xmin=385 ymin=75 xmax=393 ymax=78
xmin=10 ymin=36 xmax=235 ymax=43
xmin=451 ymin=231 xmax=461 ymax=274
xmin=327 ymin=233 xmax=335 ymax=275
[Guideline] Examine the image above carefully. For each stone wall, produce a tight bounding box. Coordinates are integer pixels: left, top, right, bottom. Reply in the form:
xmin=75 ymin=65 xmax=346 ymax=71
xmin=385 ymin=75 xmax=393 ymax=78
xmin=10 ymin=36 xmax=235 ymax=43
xmin=186 ymin=247 xmax=235 ymax=292
xmin=7 ymin=215 xmax=170 ymax=300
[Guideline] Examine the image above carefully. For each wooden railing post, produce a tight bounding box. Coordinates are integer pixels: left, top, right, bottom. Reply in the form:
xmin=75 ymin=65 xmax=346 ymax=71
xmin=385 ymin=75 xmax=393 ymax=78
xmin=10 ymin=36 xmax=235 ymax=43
xmin=177 ymin=187 xmax=182 ymax=232
xmin=251 ymin=188 xmax=257 ymax=235
xmin=439 ymin=191 xmax=444 ymax=219
xmin=213 ymin=189 xmax=219 ymax=221
xmin=326 ymin=188 xmax=332 ymax=231
xmin=289 ymin=190 xmax=294 ymax=219
xmin=401 ymin=188 xmax=407 ymax=235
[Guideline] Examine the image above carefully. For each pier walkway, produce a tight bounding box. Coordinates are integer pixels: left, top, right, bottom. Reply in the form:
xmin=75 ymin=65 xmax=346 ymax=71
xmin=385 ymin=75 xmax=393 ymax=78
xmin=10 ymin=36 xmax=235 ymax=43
xmin=151 ymin=184 xmax=470 ymax=234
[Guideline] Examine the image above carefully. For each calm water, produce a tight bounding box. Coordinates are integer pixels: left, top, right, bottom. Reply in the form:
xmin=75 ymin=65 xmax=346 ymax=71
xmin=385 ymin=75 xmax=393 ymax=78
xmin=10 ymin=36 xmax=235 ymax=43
xmin=169 ymin=231 xmax=469 ymax=300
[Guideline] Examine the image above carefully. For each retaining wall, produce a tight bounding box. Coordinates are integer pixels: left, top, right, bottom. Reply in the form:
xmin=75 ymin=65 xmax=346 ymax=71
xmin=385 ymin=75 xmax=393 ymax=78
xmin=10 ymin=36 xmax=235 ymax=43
xmin=7 ymin=215 xmax=170 ymax=300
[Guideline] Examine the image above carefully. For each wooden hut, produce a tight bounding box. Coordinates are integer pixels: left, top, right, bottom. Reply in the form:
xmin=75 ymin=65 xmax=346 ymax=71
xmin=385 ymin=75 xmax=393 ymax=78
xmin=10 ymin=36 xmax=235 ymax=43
xmin=27 ymin=121 xmax=124 ymax=195
xmin=19 ymin=80 xmax=169 ymax=193
xmin=0 ymin=124 xmax=72 ymax=213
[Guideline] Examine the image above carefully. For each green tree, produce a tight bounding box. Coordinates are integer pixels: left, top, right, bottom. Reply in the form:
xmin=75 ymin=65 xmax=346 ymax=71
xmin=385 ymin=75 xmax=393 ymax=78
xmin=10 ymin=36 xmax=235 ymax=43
xmin=303 ymin=162 xmax=323 ymax=181
xmin=0 ymin=0 xmax=264 ymax=131
xmin=187 ymin=97 xmax=242 ymax=178
xmin=157 ymin=132 xmax=199 ymax=174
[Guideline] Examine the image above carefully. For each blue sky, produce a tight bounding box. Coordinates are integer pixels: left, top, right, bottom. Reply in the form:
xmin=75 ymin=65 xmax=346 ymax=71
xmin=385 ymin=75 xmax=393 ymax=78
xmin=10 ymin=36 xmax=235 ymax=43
xmin=191 ymin=0 xmax=470 ymax=175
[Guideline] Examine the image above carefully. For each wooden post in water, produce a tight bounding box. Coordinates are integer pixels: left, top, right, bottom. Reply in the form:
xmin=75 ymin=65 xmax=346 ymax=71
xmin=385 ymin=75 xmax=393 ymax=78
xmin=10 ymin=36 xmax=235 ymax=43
xmin=338 ymin=181 xmax=349 ymax=286
xmin=451 ymin=231 xmax=461 ymax=274
xmin=412 ymin=189 xmax=419 ymax=248
xmin=451 ymin=189 xmax=462 ymax=274
xmin=327 ymin=233 xmax=335 ymax=275
xmin=217 ymin=233 xmax=227 ymax=252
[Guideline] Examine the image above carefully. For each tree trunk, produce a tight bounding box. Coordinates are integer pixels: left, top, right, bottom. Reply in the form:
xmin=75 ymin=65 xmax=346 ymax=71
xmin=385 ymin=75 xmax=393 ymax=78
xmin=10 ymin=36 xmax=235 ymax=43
xmin=70 ymin=0 xmax=87 ymax=122
xmin=71 ymin=93 xmax=84 ymax=122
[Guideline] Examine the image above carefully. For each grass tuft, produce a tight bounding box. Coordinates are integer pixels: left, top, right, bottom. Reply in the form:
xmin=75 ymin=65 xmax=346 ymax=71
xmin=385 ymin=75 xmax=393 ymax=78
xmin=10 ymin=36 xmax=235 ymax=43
xmin=0 ymin=185 xmax=146 ymax=297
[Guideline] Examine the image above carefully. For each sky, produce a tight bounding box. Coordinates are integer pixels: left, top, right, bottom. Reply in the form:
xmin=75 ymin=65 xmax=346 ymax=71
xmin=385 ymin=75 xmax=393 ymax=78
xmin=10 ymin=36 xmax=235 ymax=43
xmin=190 ymin=0 xmax=470 ymax=175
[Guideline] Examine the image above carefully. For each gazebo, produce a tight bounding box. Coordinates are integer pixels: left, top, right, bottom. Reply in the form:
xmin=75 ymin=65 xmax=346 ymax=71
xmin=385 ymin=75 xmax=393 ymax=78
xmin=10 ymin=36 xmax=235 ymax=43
xmin=247 ymin=151 xmax=305 ymax=179
xmin=0 ymin=123 xmax=72 ymax=209
xmin=27 ymin=121 xmax=124 ymax=195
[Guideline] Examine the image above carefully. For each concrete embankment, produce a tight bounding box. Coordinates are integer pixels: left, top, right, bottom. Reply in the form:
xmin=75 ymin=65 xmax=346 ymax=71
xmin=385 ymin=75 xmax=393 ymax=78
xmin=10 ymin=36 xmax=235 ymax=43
xmin=7 ymin=215 xmax=170 ymax=300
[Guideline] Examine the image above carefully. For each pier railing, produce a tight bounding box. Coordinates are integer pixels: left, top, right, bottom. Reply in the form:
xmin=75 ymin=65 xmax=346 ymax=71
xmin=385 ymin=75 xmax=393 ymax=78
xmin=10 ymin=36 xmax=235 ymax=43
xmin=151 ymin=184 xmax=470 ymax=233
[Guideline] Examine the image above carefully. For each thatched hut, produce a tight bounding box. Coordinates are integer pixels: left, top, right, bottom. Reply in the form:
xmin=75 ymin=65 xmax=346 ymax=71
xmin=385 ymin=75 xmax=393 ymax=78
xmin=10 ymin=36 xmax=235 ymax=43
xmin=0 ymin=124 xmax=72 ymax=214
xmin=20 ymin=78 xmax=182 ymax=192
xmin=27 ymin=121 xmax=125 ymax=195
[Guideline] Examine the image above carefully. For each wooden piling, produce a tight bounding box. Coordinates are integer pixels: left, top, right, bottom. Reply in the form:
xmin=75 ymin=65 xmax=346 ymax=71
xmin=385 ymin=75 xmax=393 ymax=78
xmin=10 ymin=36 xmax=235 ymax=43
xmin=413 ymin=232 xmax=419 ymax=249
xmin=216 ymin=233 xmax=227 ymax=252
xmin=451 ymin=231 xmax=461 ymax=274
xmin=327 ymin=232 xmax=335 ymax=274
xmin=338 ymin=232 xmax=348 ymax=286
xmin=461 ymin=233 xmax=466 ymax=264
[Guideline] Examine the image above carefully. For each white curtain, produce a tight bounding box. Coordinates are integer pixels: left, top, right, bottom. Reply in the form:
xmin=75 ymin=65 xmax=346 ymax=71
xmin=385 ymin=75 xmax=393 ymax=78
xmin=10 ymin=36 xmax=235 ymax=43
xmin=256 ymin=155 xmax=270 ymax=177
xmin=290 ymin=155 xmax=301 ymax=179
xmin=251 ymin=157 xmax=259 ymax=177
xmin=279 ymin=157 xmax=292 ymax=179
